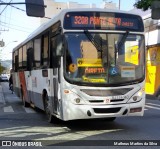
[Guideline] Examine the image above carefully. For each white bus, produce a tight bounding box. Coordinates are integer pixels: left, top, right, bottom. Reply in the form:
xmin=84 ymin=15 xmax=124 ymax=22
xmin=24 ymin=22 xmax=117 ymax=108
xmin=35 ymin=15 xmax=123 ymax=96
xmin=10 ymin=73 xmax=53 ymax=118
xmin=12 ymin=8 xmax=146 ymax=123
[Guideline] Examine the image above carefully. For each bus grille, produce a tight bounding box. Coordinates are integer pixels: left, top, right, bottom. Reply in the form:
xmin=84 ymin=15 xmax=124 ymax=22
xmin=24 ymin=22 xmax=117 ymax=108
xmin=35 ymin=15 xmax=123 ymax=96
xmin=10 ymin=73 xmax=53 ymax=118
xmin=80 ymin=88 xmax=133 ymax=96
xmin=93 ymin=107 xmax=121 ymax=114
xmin=89 ymin=99 xmax=124 ymax=103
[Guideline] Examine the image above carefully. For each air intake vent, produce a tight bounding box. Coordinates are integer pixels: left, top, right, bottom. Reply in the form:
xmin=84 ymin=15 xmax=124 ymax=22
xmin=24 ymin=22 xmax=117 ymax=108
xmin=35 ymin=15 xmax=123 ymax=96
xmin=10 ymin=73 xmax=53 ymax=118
xmin=80 ymin=88 xmax=133 ymax=96
xmin=93 ymin=108 xmax=121 ymax=114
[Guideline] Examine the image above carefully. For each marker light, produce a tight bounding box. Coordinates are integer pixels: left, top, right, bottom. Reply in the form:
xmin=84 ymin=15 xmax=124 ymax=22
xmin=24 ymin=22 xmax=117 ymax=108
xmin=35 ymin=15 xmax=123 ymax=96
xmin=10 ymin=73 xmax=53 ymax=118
xmin=64 ymin=89 xmax=70 ymax=94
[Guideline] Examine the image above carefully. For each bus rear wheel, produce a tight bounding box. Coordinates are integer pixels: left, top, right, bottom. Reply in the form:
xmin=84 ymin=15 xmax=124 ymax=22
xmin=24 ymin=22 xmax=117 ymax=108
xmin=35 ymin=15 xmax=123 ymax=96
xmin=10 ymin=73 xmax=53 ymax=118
xmin=44 ymin=94 xmax=54 ymax=123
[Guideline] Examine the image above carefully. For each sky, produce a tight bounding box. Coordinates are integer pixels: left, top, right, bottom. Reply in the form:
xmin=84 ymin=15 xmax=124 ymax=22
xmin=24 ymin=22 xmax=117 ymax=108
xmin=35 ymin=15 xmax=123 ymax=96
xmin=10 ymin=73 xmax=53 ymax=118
xmin=0 ymin=0 xmax=136 ymax=61
xmin=56 ymin=0 xmax=136 ymax=11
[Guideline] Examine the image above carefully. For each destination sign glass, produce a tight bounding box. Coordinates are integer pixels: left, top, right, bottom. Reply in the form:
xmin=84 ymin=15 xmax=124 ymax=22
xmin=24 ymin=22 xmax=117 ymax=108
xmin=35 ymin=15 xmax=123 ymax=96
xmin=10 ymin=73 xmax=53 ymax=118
xmin=64 ymin=12 xmax=144 ymax=32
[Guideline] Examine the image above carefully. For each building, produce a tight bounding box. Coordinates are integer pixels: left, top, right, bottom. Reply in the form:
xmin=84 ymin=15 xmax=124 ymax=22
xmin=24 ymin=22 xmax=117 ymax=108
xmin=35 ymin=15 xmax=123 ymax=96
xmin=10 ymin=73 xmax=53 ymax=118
xmin=40 ymin=0 xmax=117 ymax=24
xmin=130 ymin=8 xmax=160 ymax=96
xmin=100 ymin=1 xmax=118 ymax=9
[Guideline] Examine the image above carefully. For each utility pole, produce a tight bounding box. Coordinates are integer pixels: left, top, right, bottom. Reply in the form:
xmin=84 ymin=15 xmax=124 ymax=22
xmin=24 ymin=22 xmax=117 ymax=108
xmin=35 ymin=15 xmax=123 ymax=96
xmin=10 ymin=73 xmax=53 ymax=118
xmin=119 ymin=0 xmax=120 ymax=10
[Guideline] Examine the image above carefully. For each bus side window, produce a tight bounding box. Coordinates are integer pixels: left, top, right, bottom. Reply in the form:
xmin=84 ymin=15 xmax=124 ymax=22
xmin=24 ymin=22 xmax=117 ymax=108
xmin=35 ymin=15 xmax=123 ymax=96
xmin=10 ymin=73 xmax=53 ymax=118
xmin=18 ymin=47 xmax=23 ymax=68
xmin=22 ymin=45 xmax=27 ymax=69
xmin=42 ymin=34 xmax=49 ymax=67
xmin=51 ymin=35 xmax=63 ymax=68
xmin=27 ymin=48 xmax=34 ymax=71
xmin=15 ymin=55 xmax=18 ymax=72
xmin=34 ymin=38 xmax=41 ymax=68
xmin=13 ymin=51 xmax=18 ymax=72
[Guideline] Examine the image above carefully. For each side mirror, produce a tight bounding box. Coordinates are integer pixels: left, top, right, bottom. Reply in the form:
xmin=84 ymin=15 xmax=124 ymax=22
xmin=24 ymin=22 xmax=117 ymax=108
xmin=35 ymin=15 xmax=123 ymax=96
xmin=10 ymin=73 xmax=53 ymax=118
xmin=25 ymin=0 xmax=45 ymax=17
xmin=151 ymin=1 xmax=160 ymax=19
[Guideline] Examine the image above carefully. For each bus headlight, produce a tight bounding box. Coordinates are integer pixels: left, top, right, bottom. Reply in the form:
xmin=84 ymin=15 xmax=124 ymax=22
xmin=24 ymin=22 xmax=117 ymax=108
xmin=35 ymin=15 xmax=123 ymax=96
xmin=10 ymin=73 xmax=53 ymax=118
xmin=128 ymin=89 xmax=144 ymax=103
xmin=75 ymin=98 xmax=81 ymax=104
xmin=64 ymin=89 xmax=86 ymax=105
xmin=73 ymin=97 xmax=86 ymax=105
xmin=133 ymin=96 xmax=138 ymax=101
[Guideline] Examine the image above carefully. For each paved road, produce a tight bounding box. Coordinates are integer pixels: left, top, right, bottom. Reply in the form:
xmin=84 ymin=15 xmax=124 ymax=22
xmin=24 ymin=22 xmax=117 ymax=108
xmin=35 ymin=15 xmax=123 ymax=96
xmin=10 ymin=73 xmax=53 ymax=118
xmin=0 ymin=82 xmax=160 ymax=148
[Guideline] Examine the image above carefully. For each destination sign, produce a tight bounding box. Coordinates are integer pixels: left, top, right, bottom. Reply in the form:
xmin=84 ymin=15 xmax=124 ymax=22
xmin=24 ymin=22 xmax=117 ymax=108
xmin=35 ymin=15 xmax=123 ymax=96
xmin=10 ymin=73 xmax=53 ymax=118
xmin=64 ymin=12 xmax=144 ymax=32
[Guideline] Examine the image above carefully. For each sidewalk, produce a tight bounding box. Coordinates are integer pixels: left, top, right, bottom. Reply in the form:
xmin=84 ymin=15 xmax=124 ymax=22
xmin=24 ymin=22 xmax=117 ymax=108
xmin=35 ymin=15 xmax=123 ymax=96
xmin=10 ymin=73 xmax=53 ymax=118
xmin=0 ymin=84 xmax=5 ymax=104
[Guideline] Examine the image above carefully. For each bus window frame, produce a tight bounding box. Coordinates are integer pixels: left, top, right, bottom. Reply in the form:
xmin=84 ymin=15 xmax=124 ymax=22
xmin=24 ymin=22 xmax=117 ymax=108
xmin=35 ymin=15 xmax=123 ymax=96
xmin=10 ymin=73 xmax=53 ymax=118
xmin=50 ymin=21 xmax=63 ymax=68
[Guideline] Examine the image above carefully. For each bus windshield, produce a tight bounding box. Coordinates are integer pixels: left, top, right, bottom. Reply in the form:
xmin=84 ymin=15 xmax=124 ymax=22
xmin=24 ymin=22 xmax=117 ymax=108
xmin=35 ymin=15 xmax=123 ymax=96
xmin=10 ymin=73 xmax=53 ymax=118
xmin=64 ymin=32 xmax=145 ymax=86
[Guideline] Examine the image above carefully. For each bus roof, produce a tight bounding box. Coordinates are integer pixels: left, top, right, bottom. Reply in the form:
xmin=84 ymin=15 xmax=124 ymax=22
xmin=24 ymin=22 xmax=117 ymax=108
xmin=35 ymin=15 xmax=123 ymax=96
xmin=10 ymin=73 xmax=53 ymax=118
xmin=13 ymin=8 xmax=142 ymax=52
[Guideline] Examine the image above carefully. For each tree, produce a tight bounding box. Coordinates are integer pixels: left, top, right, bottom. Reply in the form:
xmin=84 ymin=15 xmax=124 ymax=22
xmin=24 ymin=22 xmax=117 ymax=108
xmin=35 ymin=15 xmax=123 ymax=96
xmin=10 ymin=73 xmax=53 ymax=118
xmin=0 ymin=63 xmax=6 ymax=75
xmin=134 ymin=0 xmax=160 ymax=19
xmin=134 ymin=0 xmax=153 ymax=11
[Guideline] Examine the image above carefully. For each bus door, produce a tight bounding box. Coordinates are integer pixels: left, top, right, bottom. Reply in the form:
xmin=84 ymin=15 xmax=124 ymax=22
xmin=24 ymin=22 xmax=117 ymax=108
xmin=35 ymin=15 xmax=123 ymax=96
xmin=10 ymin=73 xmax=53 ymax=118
xmin=50 ymin=36 xmax=61 ymax=114
xmin=26 ymin=48 xmax=34 ymax=105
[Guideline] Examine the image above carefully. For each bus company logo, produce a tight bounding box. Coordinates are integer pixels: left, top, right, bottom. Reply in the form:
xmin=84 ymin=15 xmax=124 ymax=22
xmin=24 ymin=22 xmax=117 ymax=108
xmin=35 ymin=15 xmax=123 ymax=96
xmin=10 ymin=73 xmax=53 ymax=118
xmin=104 ymin=98 xmax=110 ymax=103
xmin=2 ymin=141 xmax=11 ymax=146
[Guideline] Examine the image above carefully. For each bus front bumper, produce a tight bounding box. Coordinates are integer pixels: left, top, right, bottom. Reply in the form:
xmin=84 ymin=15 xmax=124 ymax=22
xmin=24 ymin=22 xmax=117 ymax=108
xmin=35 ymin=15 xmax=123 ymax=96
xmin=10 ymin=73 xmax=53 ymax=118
xmin=63 ymin=99 xmax=145 ymax=121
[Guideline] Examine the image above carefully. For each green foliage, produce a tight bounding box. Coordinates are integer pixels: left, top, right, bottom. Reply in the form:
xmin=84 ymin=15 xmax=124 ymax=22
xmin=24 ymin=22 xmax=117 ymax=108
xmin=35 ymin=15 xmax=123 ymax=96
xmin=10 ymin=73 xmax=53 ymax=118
xmin=134 ymin=0 xmax=153 ymax=11
xmin=0 ymin=64 xmax=6 ymax=75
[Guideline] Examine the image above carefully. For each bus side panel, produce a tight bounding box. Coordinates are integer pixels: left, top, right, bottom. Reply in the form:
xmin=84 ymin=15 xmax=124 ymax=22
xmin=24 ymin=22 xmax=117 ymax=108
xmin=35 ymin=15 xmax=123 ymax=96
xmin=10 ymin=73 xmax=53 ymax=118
xmin=19 ymin=71 xmax=29 ymax=103
xmin=29 ymin=69 xmax=48 ymax=110
xmin=13 ymin=72 xmax=21 ymax=98
xmin=25 ymin=71 xmax=33 ymax=105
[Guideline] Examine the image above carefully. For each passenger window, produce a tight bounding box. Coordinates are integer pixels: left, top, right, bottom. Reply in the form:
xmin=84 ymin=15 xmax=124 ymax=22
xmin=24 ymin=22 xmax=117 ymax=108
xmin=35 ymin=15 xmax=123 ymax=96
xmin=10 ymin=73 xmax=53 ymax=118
xmin=42 ymin=34 xmax=49 ymax=66
xmin=18 ymin=48 xmax=23 ymax=68
xmin=23 ymin=45 xmax=27 ymax=68
xmin=34 ymin=38 xmax=41 ymax=67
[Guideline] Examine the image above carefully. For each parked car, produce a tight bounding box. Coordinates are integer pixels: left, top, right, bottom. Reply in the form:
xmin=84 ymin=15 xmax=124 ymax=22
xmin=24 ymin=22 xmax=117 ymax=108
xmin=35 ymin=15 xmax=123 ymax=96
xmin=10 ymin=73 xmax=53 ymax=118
xmin=0 ymin=75 xmax=9 ymax=82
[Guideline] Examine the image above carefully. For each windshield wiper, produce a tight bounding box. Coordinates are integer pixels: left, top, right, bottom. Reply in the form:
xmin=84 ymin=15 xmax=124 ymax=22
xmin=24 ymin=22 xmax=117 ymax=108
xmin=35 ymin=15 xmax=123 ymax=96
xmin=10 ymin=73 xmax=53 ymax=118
xmin=84 ymin=30 xmax=102 ymax=52
xmin=115 ymin=31 xmax=129 ymax=65
xmin=117 ymin=31 xmax=129 ymax=50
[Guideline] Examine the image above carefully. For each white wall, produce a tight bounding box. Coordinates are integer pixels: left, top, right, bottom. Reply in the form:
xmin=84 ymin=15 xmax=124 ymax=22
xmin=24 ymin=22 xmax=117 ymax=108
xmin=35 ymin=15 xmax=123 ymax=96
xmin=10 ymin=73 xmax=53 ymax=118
xmin=145 ymin=30 xmax=160 ymax=46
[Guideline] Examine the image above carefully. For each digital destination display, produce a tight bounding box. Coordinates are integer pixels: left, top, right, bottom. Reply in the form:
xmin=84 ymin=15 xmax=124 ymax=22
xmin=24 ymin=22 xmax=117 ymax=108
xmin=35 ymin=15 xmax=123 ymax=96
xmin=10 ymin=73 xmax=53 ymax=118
xmin=64 ymin=12 xmax=144 ymax=32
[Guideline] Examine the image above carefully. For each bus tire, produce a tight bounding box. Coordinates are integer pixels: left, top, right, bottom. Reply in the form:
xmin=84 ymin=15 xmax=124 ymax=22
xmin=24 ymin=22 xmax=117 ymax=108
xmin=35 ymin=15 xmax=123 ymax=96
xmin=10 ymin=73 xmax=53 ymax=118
xmin=44 ymin=94 xmax=54 ymax=123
